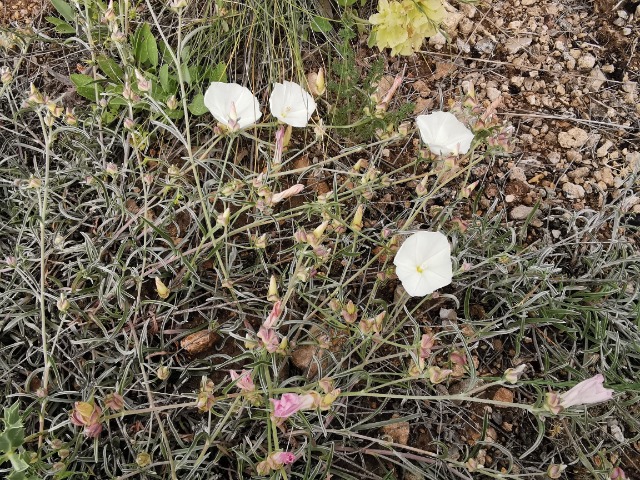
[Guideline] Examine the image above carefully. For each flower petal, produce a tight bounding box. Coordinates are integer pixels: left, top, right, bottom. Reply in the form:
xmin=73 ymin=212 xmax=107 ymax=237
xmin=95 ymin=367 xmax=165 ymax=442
xmin=204 ymin=82 xmax=261 ymax=129
xmin=416 ymin=111 xmax=474 ymax=155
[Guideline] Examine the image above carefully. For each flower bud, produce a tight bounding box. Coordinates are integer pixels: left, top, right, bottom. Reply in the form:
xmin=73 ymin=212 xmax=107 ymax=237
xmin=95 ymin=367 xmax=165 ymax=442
xmin=217 ymin=207 xmax=231 ymax=226
xmin=155 ymin=277 xmax=171 ymax=299
xmin=254 ymin=233 xmax=267 ymax=249
xmin=307 ymin=67 xmax=326 ymax=96
xmin=124 ymin=117 xmax=135 ymax=130
xmin=65 ymin=107 xmax=77 ymax=125
xmin=1 ymin=66 xmax=12 ymax=84
xmin=136 ymin=452 xmax=152 ymax=468
xmin=104 ymin=392 xmax=125 ymax=411
xmin=170 ymin=0 xmax=188 ymax=12
xmin=341 ymin=300 xmax=357 ymax=323
xmin=267 ymin=275 xmax=279 ymax=302
xmin=547 ymin=464 xmax=566 ymax=479
xmin=135 ymin=69 xmax=151 ymax=92
xmin=166 ymin=95 xmax=178 ymax=110
xmin=503 ymin=364 xmax=526 ymax=384
xmin=57 ymin=293 xmax=70 ymax=313
xmin=27 ymin=176 xmax=42 ymax=189
xmin=427 ymin=366 xmax=452 ymax=384
xmin=156 ymin=366 xmax=170 ymax=380
xmin=351 ymin=204 xmax=364 ymax=232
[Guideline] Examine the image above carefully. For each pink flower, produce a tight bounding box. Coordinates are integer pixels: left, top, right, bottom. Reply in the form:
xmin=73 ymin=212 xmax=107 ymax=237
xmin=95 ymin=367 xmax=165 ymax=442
xmin=84 ymin=422 xmax=103 ymax=438
xmin=559 ymin=374 xmax=614 ymax=408
xmin=271 ymin=451 xmax=296 ymax=465
xmin=270 ymin=393 xmax=315 ymax=419
xmin=610 ymin=467 xmax=626 ymax=479
xmin=257 ymin=326 xmax=279 ymax=353
xmin=263 ymin=300 xmax=282 ymax=329
xmin=271 ymin=184 xmax=304 ymax=204
xmin=230 ymin=370 xmax=255 ymax=392
xmin=419 ymin=334 xmax=435 ymax=359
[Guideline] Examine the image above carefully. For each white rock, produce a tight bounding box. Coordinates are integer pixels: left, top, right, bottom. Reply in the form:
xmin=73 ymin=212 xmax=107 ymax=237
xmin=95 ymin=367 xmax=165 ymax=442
xmin=562 ymin=182 xmax=585 ymax=199
xmin=577 ymin=54 xmax=596 ymax=71
xmin=505 ymin=37 xmax=533 ymax=54
xmin=596 ymin=140 xmax=613 ymax=157
xmin=487 ymin=87 xmax=501 ymax=101
xmin=558 ymin=127 xmax=589 ymax=148
xmin=510 ymin=205 xmax=535 ymax=220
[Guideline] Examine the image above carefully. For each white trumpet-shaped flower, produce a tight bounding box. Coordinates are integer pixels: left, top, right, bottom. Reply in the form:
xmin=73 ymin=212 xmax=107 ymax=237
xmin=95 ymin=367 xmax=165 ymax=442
xmin=204 ymin=82 xmax=262 ymax=130
xmin=269 ymin=81 xmax=317 ymax=127
xmin=416 ymin=111 xmax=474 ymax=156
xmin=393 ymin=231 xmax=453 ymax=297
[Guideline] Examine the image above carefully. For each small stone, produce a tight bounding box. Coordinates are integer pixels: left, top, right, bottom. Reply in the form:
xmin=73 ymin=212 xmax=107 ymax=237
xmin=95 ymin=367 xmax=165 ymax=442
xmin=552 ymin=229 xmax=561 ymax=238
xmin=510 ymin=166 xmax=527 ymax=183
xmin=493 ymin=387 xmax=514 ymax=405
xmin=577 ymin=54 xmax=596 ymax=71
xmin=547 ymin=152 xmax=561 ymax=164
xmin=487 ymin=86 xmax=501 ymax=101
xmin=510 ymin=205 xmax=535 ymax=220
xmin=597 ymin=139 xmax=613 ymax=157
xmin=566 ymin=150 xmax=582 ymax=162
xmin=428 ymin=32 xmax=447 ymax=48
xmin=558 ymin=127 xmax=589 ymax=148
xmin=505 ymin=37 xmax=533 ymax=54
xmin=562 ymin=182 xmax=585 ymax=199
xmin=381 ymin=420 xmax=410 ymax=445
xmin=505 ymin=194 xmax=516 ymax=203
xmin=521 ymin=0 xmax=536 ymax=5
xmin=587 ymin=67 xmax=607 ymax=91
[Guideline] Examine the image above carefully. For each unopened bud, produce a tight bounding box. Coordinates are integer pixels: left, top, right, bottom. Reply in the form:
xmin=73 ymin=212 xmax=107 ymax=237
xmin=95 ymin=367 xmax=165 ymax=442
xmin=166 ymin=95 xmax=178 ymax=110
xmin=1 ymin=66 xmax=12 ymax=84
xmin=156 ymin=365 xmax=170 ymax=380
xmin=547 ymin=464 xmax=566 ymax=479
xmin=217 ymin=207 xmax=231 ymax=226
xmin=155 ymin=277 xmax=170 ymax=299
xmin=57 ymin=293 xmax=70 ymax=313
xmin=351 ymin=204 xmax=364 ymax=232
xmin=136 ymin=452 xmax=152 ymax=468
xmin=267 ymin=275 xmax=279 ymax=302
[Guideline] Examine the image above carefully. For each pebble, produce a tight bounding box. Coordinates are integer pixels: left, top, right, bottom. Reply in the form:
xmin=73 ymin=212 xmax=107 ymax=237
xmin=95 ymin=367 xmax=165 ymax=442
xmin=510 ymin=166 xmax=527 ymax=183
xmin=562 ymin=182 xmax=586 ymax=199
xmin=596 ymin=140 xmax=613 ymax=157
xmin=510 ymin=205 xmax=535 ymax=220
xmin=487 ymin=86 xmax=501 ymax=101
xmin=577 ymin=54 xmax=596 ymax=71
xmin=558 ymin=128 xmax=589 ymax=148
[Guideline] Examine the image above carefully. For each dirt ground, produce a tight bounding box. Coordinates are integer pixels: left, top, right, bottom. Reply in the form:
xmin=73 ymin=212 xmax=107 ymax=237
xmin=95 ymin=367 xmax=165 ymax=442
xmin=0 ymin=0 xmax=47 ymax=24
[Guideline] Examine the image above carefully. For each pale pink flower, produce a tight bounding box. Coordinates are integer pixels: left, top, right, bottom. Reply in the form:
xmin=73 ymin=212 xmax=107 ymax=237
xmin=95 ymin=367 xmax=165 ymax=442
xmin=271 ymin=451 xmax=296 ymax=465
xmin=273 ymin=125 xmax=285 ymax=165
xmin=271 ymin=184 xmax=304 ymax=204
xmin=229 ymin=370 xmax=255 ymax=392
xmin=263 ymin=300 xmax=282 ymax=329
xmin=610 ymin=467 xmax=626 ymax=479
xmin=271 ymin=393 xmax=314 ymax=420
xmin=419 ymin=334 xmax=435 ymax=359
xmin=559 ymin=374 xmax=614 ymax=408
xmin=257 ymin=326 xmax=279 ymax=353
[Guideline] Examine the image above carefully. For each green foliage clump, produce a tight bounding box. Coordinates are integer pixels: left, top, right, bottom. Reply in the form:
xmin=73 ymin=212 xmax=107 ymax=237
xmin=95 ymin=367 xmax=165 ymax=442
xmin=369 ymin=0 xmax=446 ymax=56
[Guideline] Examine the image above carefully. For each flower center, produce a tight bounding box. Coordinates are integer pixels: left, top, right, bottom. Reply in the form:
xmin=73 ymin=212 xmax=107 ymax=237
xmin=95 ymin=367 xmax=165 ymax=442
xmin=281 ymin=106 xmax=291 ymax=118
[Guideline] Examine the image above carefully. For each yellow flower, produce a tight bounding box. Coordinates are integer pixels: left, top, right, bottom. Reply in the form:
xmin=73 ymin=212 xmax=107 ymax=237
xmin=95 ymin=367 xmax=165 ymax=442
xmin=369 ymin=0 xmax=446 ymax=56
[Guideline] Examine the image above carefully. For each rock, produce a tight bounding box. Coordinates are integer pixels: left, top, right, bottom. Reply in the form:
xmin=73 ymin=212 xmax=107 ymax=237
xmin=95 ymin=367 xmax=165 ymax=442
xmin=522 ymin=0 xmax=537 ymax=5
xmin=487 ymin=86 xmax=501 ymax=101
xmin=381 ymin=420 xmax=410 ymax=445
xmin=493 ymin=387 xmax=514 ymax=405
xmin=510 ymin=205 xmax=535 ymax=220
xmin=558 ymin=127 xmax=589 ymax=148
xmin=510 ymin=166 xmax=527 ymax=183
xmin=428 ymin=32 xmax=447 ymax=48
xmin=562 ymin=182 xmax=585 ymax=199
xmin=587 ymin=67 xmax=607 ymax=91
xmin=577 ymin=54 xmax=596 ymax=71
xmin=547 ymin=152 xmax=561 ymax=164
xmin=597 ymin=139 xmax=613 ymax=157
xmin=505 ymin=37 xmax=533 ymax=54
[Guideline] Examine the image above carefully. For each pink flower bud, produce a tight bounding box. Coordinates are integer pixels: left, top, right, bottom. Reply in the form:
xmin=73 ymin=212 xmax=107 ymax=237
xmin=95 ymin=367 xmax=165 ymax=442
xmin=559 ymin=374 xmax=614 ymax=409
xmin=229 ymin=370 xmax=255 ymax=392
xmin=271 ymin=184 xmax=304 ymax=204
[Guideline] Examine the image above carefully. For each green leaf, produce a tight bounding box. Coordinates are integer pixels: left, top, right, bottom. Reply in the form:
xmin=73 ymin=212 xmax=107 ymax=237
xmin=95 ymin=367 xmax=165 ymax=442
xmin=207 ymin=62 xmax=227 ymax=83
xmin=180 ymin=64 xmax=191 ymax=85
xmin=133 ymin=23 xmax=158 ymax=66
xmin=70 ymin=74 xmax=103 ymax=102
xmin=0 ymin=432 xmax=10 ymax=452
xmin=4 ymin=403 xmax=21 ymax=427
xmin=3 ymin=427 xmax=24 ymax=451
xmin=337 ymin=0 xmax=357 ymax=6
xmin=50 ymin=0 xmax=75 ymax=22
xmin=46 ymin=16 xmax=75 ymax=34
xmin=6 ymin=451 xmax=28 ymax=472
xmin=188 ymin=94 xmax=208 ymax=116
xmin=97 ymin=56 xmax=124 ymax=83
xmin=158 ymin=64 xmax=170 ymax=92
xmin=310 ymin=16 xmax=332 ymax=33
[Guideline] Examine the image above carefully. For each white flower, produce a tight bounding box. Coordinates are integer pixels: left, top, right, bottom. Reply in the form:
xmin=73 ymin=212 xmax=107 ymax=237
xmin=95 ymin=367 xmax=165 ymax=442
xmin=416 ymin=111 xmax=474 ymax=156
xmin=559 ymin=374 xmax=614 ymax=408
xmin=393 ymin=231 xmax=453 ymax=297
xmin=269 ymin=81 xmax=317 ymax=127
xmin=204 ymin=82 xmax=262 ymax=130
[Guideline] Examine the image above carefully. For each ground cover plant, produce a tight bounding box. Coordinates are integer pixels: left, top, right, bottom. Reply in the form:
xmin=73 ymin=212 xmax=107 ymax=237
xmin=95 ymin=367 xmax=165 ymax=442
xmin=1 ymin=0 xmax=640 ymax=479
